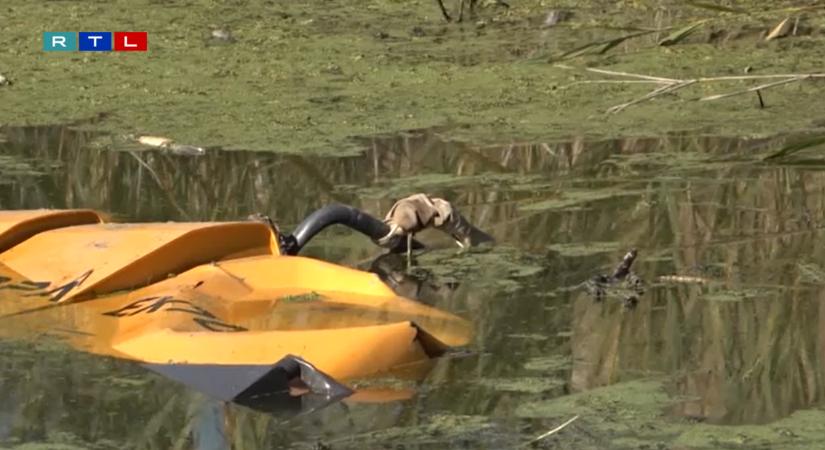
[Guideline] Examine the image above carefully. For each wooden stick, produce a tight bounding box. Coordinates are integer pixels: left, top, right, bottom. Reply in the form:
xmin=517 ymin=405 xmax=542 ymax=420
xmin=607 ymin=80 xmax=696 ymax=113
xmin=607 ymin=83 xmax=676 ymax=113
xmin=521 ymin=415 xmax=580 ymax=447
xmin=575 ymin=65 xmax=825 ymax=84
xmin=566 ymin=74 xmax=825 ymax=87
xmin=695 ymin=73 xmax=825 ymax=82
xmin=584 ymin=67 xmax=681 ymax=83
xmin=699 ymin=76 xmax=805 ymax=101
xmin=562 ymin=80 xmax=667 ymax=88
xmin=561 ymin=65 xmax=825 ymax=113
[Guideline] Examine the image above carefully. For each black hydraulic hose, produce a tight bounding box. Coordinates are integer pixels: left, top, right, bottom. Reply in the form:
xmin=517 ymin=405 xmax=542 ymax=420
xmin=286 ymin=204 xmax=423 ymax=255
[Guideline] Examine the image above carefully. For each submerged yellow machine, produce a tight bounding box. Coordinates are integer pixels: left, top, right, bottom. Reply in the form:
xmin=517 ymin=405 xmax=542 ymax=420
xmin=0 ymin=206 xmax=477 ymax=413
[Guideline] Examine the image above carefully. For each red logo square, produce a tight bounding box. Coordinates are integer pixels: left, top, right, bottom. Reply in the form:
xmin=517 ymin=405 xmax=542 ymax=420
xmin=113 ymin=32 xmax=147 ymax=51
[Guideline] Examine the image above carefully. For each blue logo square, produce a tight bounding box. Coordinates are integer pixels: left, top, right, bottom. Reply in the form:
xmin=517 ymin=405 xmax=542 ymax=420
xmin=78 ymin=32 xmax=112 ymax=51
xmin=43 ymin=32 xmax=77 ymax=51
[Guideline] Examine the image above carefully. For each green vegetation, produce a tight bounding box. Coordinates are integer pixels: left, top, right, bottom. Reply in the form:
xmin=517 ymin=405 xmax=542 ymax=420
xmin=3 ymin=1 xmax=825 ymax=448
xmin=1 ymin=1 xmax=824 ymax=154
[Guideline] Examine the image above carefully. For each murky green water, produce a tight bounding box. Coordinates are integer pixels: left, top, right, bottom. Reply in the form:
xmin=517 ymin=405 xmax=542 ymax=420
xmin=3 ymin=123 xmax=825 ymax=449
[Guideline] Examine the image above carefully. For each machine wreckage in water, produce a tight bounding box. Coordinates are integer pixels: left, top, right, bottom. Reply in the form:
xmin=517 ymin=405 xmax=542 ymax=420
xmin=0 ymin=195 xmax=493 ymax=414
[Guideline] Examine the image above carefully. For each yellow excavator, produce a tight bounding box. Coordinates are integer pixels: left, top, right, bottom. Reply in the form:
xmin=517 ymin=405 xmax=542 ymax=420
xmin=0 ymin=202 xmax=492 ymax=414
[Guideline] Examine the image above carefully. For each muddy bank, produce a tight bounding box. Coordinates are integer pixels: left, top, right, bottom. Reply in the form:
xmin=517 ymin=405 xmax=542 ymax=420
xmin=1 ymin=0 xmax=824 ymax=153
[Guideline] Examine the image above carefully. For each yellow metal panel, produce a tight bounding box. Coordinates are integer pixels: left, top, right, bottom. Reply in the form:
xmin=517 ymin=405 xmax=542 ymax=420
xmin=0 ymin=209 xmax=102 ymax=252
xmin=107 ymin=255 xmax=472 ymax=346
xmin=0 ymin=252 xmax=472 ymax=378
xmin=111 ymin=322 xmax=437 ymax=379
xmin=0 ymin=213 xmax=472 ymax=384
xmin=0 ymin=222 xmax=278 ymax=302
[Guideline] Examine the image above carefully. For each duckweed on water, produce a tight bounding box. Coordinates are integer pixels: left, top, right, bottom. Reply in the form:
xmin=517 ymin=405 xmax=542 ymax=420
xmin=523 ymin=354 xmax=572 ymax=372
xmin=478 ymin=376 xmax=565 ymax=394
xmin=417 ymin=246 xmax=546 ymax=283
xmin=519 ymin=188 xmax=648 ymax=212
xmin=2 ymin=1 xmax=825 ymax=153
xmin=327 ymin=414 xmax=494 ymax=448
xmin=547 ymin=241 xmax=621 ymax=257
xmin=701 ymin=287 xmax=764 ymax=303
xmin=796 ymin=261 xmax=825 ymax=284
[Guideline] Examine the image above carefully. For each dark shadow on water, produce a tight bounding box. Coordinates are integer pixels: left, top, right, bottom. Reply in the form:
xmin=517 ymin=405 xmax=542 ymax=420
xmin=3 ymin=122 xmax=825 ymax=447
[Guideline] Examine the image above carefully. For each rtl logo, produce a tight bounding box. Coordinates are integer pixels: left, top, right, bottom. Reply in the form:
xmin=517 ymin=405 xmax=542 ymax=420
xmin=43 ymin=32 xmax=148 ymax=52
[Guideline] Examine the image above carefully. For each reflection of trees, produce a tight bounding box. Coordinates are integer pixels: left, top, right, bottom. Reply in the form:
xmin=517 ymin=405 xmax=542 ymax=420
xmin=567 ymin=149 xmax=825 ymax=425
xmin=3 ymin=121 xmax=825 ymax=445
xmin=0 ymin=340 xmax=192 ymax=449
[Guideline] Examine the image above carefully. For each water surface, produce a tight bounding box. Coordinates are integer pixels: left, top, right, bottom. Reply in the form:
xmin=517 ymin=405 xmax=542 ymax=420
xmin=2 ymin=123 xmax=825 ymax=449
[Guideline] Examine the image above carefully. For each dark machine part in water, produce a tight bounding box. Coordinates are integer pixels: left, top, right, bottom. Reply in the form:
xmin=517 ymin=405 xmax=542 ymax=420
xmin=284 ymin=203 xmax=425 ymax=255
xmin=585 ymin=249 xmax=645 ymax=307
xmin=258 ymin=201 xmax=492 ymax=256
xmin=145 ymin=354 xmax=353 ymax=417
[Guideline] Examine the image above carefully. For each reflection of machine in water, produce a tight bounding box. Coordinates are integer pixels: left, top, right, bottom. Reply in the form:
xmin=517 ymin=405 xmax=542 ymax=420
xmin=368 ymin=252 xmax=462 ymax=306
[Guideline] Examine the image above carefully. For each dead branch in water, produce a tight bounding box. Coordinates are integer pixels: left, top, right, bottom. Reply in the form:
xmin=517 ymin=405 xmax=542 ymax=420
xmin=126 ymin=151 xmax=191 ymax=220
xmin=555 ymin=65 xmax=825 ymax=113
xmin=521 ymin=415 xmax=580 ymax=447
xmin=611 ymin=248 xmax=638 ymax=280
xmin=699 ymin=76 xmax=807 ymax=101
xmin=607 ymin=80 xmax=697 ymax=114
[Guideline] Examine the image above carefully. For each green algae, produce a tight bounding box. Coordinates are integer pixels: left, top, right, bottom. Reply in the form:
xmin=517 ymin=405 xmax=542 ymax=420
xmin=8 ymin=432 xmax=121 ymax=450
xmin=548 ymin=241 xmax=621 ymax=257
xmin=479 ymin=376 xmax=565 ymax=393
xmin=336 ymin=173 xmax=493 ymax=199
xmin=10 ymin=443 xmax=104 ymax=450
xmin=797 ymin=261 xmax=825 ymax=284
xmin=416 ymin=246 xmax=545 ymax=292
xmin=517 ymin=378 xmax=825 ymax=449
xmin=278 ymin=291 xmax=324 ymax=303
xmin=523 ymin=354 xmax=572 ymax=372
xmin=519 ymin=187 xmax=647 ymax=211
xmin=324 ymin=413 xmax=495 ymax=448
xmin=672 ymin=409 xmax=825 ymax=449
xmin=516 ymin=379 xmax=676 ymax=450
xmin=701 ymin=287 xmax=764 ymax=303
xmin=0 ymin=338 xmax=186 ymax=450
xmin=2 ymin=1 xmax=825 ymax=154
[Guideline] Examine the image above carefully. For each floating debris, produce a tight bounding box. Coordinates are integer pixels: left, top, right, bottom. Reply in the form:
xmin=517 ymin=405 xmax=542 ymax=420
xmin=521 ymin=415 xmax=579 ymax=448
xmin=133 ymin=135 xmax=206 ymax=156
xmin=206 ymin=28 xmax=235 ymax=45
xmin=658 ymin=20 xmax=706 ymax=46
xmin=582 ymin=249 xmax=645 ymax=307
xmin=0 ymin=73 xmax=10 ymax=86
xmin=542 ymin=10 xmax=571 ymax=28
xmin=658 ymin=274 xmax=711 ymax=284
xmin=136 ymin=135 xmax=173 ymax=148
xmin=211 ymin=29 xmax=233 ymax=41
xmin=765 ymin=17 xmax=793 ymax=41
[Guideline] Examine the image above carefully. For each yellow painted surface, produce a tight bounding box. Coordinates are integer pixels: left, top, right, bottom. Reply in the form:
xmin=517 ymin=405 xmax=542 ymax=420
xmin=0 ymin=209 xmax=102 ymax=252
xmin=0 ymin=221 xmax=279 ymax=302
xmin=0 ymin=209 xmax=472 ymax=383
